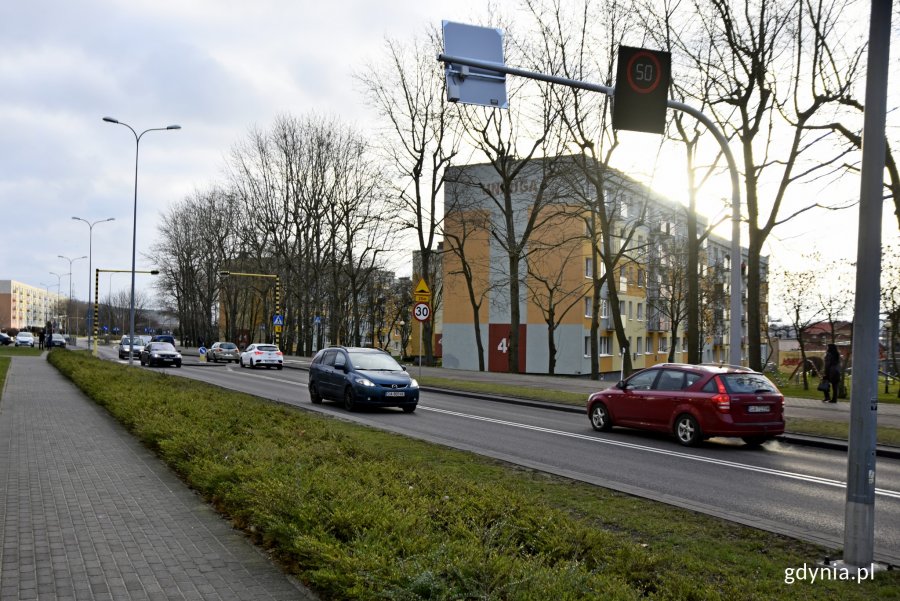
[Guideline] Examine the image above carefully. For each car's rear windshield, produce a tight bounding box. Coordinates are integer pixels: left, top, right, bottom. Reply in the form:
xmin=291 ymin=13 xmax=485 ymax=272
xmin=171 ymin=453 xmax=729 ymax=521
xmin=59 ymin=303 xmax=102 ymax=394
xmin=349 ymin=351 xmax=402 ymax=371
xmin=257 ymin=345 xmax=279 ymax=352
xmin=221 ymin=343 xmax=237 ymax=349
xmin=150 ymin=343 xmax=176 ymax=352
xmin=720 ymin=373 xmax=778 ymax=394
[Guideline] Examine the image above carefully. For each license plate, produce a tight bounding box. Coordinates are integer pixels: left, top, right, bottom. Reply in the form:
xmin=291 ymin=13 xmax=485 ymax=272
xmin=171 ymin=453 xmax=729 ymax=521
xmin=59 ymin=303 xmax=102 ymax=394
xmin=748 ymin=405 xmax=770 ymax=413
xmin=386 ymin=391 xmax=405 ymax=397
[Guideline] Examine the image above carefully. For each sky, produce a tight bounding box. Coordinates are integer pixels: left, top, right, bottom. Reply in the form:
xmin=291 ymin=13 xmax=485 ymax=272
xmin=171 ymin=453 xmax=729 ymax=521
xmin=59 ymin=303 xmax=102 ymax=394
xmin=1 ymin=0 xmax=898 ymax=319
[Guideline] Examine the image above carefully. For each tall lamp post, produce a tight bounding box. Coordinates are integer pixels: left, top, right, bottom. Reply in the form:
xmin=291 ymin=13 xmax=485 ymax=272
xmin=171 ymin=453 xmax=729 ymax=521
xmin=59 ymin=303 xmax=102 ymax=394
xmin=48 ymin=271 xmax=63 ymax=330
xmin=73 ymin=217 xmax=115 ymax=348
xmin=103 ymin=117 xmax=181 ymax=366
xmin=58 ymin=254 xmax=86 ymax=335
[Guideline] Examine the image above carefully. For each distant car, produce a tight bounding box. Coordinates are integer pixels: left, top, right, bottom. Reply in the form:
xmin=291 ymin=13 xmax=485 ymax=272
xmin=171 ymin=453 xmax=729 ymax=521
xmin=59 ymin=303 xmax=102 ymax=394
xmin=150 ymin=334 xmax=176 ymax=345
xmin=308 ymin=346 xmax=419 ymax=413
xmin=0 ymin=332 xmax=12 ymax=346
xmin=139 ymin=342 xmax=182 ymax=368
xmin=207 ymin=341 xmax=240 ymax=363
xmin=586 ymin=362 xmax=785 ymax=447
xmin=15 ymin=332 xmax=35 ymax=347
xmin=239 ymin=344 xmax=283 ymax=370
xmin=118 ymin=336 xmax=146 ymax=359
xmin=49 ymin=334 xmax=67 ymax=348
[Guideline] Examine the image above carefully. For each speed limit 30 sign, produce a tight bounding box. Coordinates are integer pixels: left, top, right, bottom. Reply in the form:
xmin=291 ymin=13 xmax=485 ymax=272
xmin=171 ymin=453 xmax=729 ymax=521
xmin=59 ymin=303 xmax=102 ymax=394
xmin=413 ymin=302 xmax=431 ymax=322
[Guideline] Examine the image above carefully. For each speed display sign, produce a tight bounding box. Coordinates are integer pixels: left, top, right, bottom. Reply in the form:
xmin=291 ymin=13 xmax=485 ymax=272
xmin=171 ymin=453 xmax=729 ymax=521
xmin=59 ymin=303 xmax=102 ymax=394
xmin=413 ymin=302 xmax=431 ymax=322
xmin=612 ymin=46 xmax=671 ymax=134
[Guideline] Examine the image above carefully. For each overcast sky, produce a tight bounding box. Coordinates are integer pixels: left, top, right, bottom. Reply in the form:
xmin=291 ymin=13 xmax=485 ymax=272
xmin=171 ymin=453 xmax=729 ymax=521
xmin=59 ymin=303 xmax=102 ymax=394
xmin=2 ymin=0 xmax=898 ymax=317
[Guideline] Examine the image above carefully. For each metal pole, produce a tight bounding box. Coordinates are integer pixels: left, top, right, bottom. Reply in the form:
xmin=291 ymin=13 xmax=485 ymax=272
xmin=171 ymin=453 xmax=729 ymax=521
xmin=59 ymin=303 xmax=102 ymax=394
xmin=418 ymin=321 xmax=423 ymax=380
xmin=437 ymin=54 xmax=744 ymax=366
xmin=843 ymin=0 xmax=892 ymax=570
xmin=93 ymin=269 xmax=100 ymax=356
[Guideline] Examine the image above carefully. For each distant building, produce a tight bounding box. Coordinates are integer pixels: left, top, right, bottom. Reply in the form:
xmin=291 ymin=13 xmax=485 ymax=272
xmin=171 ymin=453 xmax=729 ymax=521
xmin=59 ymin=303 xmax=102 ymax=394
xmin=0 ymin=280 xmax=65 ymax=331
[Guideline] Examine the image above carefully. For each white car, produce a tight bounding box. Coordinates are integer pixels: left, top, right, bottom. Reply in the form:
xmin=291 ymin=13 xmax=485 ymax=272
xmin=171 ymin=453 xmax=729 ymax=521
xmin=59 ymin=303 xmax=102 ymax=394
xmin=15 ymin=331 xmax=35 ymax=347
xmin=239 ymin=344 xmax=284 ymax=370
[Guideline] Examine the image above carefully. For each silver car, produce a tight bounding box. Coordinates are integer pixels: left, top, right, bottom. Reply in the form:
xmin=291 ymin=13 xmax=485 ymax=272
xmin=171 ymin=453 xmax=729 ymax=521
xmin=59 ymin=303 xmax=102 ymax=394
xmin=207 ymin=341 xmax=240 ymax=363
xmin=118 ymin=336 xmax=146 ymax=359
xmin=239 ymin=344 xmax=284 ymax=370
xmin=15 ymin=331 xmax=35 ymax=347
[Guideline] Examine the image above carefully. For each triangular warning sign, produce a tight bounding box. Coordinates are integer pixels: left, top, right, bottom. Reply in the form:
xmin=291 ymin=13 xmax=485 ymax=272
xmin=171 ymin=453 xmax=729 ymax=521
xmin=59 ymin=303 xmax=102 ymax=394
xmin=415 ymin=279 xmax=430 ymax=295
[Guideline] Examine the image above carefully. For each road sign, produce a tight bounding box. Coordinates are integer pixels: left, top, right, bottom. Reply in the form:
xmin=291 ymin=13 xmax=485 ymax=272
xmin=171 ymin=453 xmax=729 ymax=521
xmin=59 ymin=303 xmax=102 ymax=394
xmin=612 ymin=46 xmax=671 ymax=134
xmin=273 ymin=314 xmax=284 ymax=326
xmin=414 ymin=278 xmax=432 ymax=303
xmin=413 ymin=302 xmax=431 ymax=322
xmin=442 ymin=21 xmax=508 ymax=108
xmin=274 ymin=325 xmax=283 ymax=333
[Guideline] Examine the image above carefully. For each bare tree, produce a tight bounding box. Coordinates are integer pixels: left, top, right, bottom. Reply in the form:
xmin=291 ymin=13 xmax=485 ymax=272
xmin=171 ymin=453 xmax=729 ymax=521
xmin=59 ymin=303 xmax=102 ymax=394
xmin=778 ymin=261 xmax=823 ymax=389
xmin=357 ymin=29 xmax=461 ymax=365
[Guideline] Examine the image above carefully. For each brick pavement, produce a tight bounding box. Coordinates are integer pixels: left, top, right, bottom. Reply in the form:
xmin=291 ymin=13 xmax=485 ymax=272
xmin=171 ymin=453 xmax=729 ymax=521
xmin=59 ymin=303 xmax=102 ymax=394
xmin=0 ymin=355 xmax=318 ymax=601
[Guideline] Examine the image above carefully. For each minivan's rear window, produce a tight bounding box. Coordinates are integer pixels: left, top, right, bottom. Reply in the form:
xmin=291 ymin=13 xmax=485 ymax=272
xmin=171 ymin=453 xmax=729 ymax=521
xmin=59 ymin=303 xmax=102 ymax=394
xmin=720 ymin=373 xmax=778 ymax=394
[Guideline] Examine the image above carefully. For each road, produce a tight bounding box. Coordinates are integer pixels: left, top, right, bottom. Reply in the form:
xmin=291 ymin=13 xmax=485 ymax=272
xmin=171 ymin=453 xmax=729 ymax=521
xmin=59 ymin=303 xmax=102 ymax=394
xmin=97 ymin=348 xmax=900 ymax=565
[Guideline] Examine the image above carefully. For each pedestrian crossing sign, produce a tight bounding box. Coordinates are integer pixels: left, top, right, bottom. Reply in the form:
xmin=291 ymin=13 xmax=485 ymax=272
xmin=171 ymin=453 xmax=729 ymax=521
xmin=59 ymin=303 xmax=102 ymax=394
xmin=273 ymin=314 xmax=284 ymax=326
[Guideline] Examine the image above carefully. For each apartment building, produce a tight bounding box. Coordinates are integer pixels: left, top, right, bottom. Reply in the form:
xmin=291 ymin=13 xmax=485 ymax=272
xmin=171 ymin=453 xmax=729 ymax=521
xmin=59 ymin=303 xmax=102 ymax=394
xmin=0 ymin=280 xmax=65 ymax=331
xmin=440 ymin=158 xmax=767 ymax=376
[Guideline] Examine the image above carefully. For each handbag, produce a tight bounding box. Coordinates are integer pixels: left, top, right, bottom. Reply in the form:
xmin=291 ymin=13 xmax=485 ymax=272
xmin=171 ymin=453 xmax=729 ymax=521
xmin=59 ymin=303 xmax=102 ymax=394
xmin=817 ymin=379 xmax=830 ymax=392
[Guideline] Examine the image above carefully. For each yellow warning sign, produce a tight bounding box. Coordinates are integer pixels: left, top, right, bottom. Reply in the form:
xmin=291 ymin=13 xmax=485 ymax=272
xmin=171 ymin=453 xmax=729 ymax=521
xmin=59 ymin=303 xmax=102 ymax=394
xmin=414 ymin=278 xmax=431 ymax=302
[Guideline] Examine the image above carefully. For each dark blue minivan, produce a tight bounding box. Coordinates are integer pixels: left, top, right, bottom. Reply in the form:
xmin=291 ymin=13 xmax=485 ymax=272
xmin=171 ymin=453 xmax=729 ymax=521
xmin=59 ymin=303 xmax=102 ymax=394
xmin=308 ymin=346 xmax=419 ymax=413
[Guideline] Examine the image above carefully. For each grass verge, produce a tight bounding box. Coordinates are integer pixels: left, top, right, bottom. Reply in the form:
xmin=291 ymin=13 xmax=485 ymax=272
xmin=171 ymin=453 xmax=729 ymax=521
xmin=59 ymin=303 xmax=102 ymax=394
xmin=0 ymin=346 xmax=43 ymax=357
xmin=0 ymin=356 xmax=9 ymax=395
xmin=49 ymin=350 xmax=900 ymax=600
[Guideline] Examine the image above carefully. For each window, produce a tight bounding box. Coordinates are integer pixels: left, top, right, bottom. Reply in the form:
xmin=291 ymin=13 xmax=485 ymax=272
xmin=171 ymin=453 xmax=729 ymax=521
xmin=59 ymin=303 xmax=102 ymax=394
xmin=585 ymin=257 xmax=593 ymax=278
xmin=645 ymin=337 xmax=652 ymax=353
xmin=638 ymin=268 xmax=645 ymax=287
xmin=659 ymin=337 xmax=668 ymax=352
xmin=628 ymin=301 xmax=633 ymax=319
xmin=655 ymin=370 xmax=685 ymax=391
xmin=627 ymin=369 xmax=658 ymax=391
xmin=637 ymin=303 xmax=643 ymax=321
xmin=600 ymin=300 xmax=609 ymax=318
xmin=637 ymin=337 xmax=643 ymax=355
xmin=584 ymin=336 xmax=591 ymax=357
xmin=599 ymin=336 xmax=611 ymax=355
xmin=619 ymin=301 xmax=625 ymax=317
xmin=584 ymin=297 xmax=592 ymax=318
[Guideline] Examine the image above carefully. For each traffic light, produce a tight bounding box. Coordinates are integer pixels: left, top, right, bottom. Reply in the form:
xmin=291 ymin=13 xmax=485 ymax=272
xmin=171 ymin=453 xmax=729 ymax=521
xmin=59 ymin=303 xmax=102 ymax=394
xmin=612 ymin=46 xmax=671 ymax=134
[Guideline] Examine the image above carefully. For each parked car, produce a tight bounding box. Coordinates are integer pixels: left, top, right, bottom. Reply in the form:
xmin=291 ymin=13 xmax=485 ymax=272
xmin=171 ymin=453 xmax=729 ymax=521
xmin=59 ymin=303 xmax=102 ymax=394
xmin=139 ymin=342 xmax=182 ymax=367
xmin=49 ymin=334 xmax=67 ymax=348
xmin=150 ymin=334 xmax=176 ymax=345
xmin=207 ymin=341 xmax=240 ymax=363
xmin=308 ymin=346 xmax=419 ymax=413
xmin=586 ymin=363 xmax=784 ymax=447
xmin=239 ymin=344 xmax=284 ymax=370
xmin=15 ymin=331 xmax=35 ymax=347
xmin=0 ymin=332 xmax=12 ymax=346
xmin=118 ymin=336 xmax=147 ymax=359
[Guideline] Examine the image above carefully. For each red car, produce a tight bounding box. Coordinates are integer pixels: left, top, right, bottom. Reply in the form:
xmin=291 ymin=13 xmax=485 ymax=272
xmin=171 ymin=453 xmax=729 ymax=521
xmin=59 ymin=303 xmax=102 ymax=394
xmin=587 ymin=363 xmax=784 ymax=447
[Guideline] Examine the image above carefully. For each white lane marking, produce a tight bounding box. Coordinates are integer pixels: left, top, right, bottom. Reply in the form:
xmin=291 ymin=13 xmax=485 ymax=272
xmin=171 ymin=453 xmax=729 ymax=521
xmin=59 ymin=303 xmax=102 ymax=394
xmin=420 ymin=406 xmax=900 ymax=500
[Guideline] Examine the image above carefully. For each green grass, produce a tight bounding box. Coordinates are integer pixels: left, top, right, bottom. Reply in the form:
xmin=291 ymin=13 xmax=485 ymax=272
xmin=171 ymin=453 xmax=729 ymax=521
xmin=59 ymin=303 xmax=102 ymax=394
xmin=0 ymin=356 xmax=9 ymax=395
xmin=786 ymin=419 xmax=900 ymax=447
xmin=770 ymin=374 xmax=900 ymax=405
xmin=47 ymin=350 xmax=900 ymax=600
xmin=0 ymin=346 xmax=43 ymax=357
xmin=420 ymin=376 xmax=588 ymax=406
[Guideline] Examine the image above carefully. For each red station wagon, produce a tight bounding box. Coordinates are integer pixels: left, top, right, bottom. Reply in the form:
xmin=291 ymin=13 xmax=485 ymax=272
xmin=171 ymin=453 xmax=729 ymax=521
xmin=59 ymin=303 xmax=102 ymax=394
xmin=587 ymin=363 xmax=785 ymax=447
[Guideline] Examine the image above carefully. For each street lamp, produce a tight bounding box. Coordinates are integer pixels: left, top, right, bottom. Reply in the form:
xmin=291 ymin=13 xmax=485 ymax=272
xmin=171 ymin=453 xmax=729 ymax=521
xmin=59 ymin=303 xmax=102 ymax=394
xmin=48 ymin=271 xmax=63 ymax=330
xmin=73 ymin=216 xmax=115 ymax=348
xmin=103 ymin=116 xmax=181 ymax=366
xmin=218 ymin=271 xmax=282 ymax=348
xmin=58 ymin=254 xmax=86 ymax=335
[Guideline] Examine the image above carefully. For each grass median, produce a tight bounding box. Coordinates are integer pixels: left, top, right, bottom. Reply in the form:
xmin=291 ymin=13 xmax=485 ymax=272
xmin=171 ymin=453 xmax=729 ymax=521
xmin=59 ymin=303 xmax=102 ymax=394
xmin=49 ymin=350 xmax=900 ymax=600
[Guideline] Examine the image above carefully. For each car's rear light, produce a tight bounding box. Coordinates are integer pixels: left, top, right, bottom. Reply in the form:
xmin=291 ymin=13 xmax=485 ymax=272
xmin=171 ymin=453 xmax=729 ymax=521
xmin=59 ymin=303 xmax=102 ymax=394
xmin=276 ymin=351 xmax=283 ymax=356
xmin=254 ymin=351 xmax=263 ymax=355
xmin=711 ymin=376 xmax=730 ymax=413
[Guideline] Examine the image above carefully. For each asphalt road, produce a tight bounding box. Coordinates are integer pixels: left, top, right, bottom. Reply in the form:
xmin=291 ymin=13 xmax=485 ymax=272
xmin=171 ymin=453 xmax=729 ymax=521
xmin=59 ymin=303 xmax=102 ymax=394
xmin=96 ymin=347 xmax=900 ymax=566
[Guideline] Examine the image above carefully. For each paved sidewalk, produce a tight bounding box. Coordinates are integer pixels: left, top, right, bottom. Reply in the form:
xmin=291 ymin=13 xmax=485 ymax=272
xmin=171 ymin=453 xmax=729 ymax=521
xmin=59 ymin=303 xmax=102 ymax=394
xmin=0 ymin=354 xmax=317 ymax=601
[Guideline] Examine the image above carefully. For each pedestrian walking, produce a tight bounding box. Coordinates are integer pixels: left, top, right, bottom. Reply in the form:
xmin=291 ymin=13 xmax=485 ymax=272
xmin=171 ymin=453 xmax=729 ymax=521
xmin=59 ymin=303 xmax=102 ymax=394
xmin=822 ymin=343 xmax=841 ymax=403
xmin=38 ymin=330 xmax=45 ymax=350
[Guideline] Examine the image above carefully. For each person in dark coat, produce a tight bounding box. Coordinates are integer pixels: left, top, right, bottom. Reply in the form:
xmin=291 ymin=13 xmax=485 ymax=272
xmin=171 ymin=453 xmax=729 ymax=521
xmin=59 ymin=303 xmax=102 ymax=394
xmin=822 ymin=344 xmax=841 ymax=403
